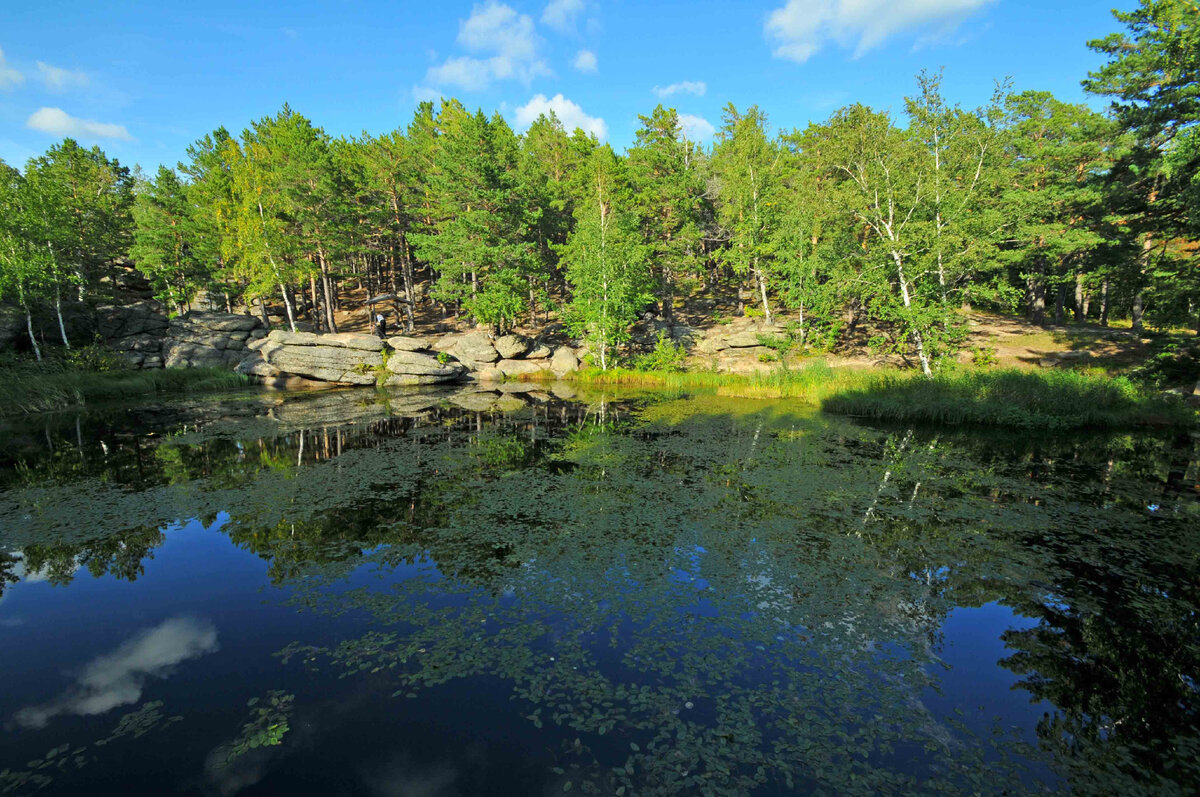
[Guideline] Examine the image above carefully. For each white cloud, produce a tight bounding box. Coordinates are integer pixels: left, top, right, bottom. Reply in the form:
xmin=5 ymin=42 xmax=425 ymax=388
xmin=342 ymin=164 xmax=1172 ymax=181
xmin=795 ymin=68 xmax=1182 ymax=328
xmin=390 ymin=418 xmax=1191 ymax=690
xmin=37 ymin=61 xmax=89 ymax=91
xmin=573 ymin=49 xmax=597 ymax=73
xmin=14 ymin=617 xmax=219 ymax=729
xmin=542 ymin=0 xmax=585 ymax=33
xmin=653 ymin=81 xmax=706 ymax=99
xmin=426 ymin=56 xmax=499 ymax=91
xmin=515 ymin=93 xmax=606 ymax=139
xmin=765 ymin=0 xmax=995 ymax=62
xmin=412 ymin=84 xmax=442 ymax=103
xmin=0 ymin=47 xmax=23 ymax=89
xmin=679 ymin=114 xmax=716 ymax=142
xmin=26 ymin=107 xmax=132 ymax=140
xmin=425 ymin=2 xmax=550 ymax=91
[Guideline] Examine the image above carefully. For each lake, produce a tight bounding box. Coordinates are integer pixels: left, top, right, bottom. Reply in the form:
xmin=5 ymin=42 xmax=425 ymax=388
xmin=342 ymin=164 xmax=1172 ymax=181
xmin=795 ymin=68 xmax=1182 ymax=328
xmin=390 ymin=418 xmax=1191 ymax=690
xmin=1 ymin=384 xmax=1197 ymax=795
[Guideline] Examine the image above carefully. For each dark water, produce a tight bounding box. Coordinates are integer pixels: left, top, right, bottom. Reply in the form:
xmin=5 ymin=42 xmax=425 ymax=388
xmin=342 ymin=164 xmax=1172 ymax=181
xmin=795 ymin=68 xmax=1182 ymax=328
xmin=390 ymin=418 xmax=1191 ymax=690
xmin=0 ymin=385 xmax=1197 ymax=796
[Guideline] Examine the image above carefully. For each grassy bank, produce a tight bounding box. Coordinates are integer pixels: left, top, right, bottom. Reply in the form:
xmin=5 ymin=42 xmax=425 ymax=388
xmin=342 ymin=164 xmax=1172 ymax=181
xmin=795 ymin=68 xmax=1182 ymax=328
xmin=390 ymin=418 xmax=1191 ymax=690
xmin=824 ymin=369 xmax=1193 ymax=430
xmin=0 ymin=367 xmax=249 ymax=416
xmin=562 ymin=362 xmax=1195 ymax=430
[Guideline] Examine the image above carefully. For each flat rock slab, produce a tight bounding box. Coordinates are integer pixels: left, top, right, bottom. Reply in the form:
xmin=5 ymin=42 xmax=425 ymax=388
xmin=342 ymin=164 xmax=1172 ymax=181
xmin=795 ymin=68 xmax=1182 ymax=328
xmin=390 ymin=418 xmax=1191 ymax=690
xmin=263 ymin=343 xmax=382 ymax=384
xmin=385 ymin=350 xmax=465 ymax=380
xmin=386 ymin=335 xmax=433 ymax=352
xmin=449 ymin=331 xmax=499 ymax=365
xmin=495 ymin=358 xmax=550 ymax=377
xmin=268 ymin=330 xmax=385 ymax=351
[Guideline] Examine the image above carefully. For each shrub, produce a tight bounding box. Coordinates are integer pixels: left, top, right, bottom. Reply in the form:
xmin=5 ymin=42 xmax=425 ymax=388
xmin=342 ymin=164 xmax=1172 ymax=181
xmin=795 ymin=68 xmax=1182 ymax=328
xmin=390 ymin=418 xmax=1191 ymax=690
xmin=632 ymin=332 xmax=688 ymax=372
xmin=971 ymin=345 xmax=998 ymax=367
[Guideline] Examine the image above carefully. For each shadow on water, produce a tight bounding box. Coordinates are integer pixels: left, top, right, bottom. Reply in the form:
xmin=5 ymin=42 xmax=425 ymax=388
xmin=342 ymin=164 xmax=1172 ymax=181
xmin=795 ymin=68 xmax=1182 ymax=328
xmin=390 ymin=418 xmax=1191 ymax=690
xmin=0 ymin=384 xmax=1197 ymax=794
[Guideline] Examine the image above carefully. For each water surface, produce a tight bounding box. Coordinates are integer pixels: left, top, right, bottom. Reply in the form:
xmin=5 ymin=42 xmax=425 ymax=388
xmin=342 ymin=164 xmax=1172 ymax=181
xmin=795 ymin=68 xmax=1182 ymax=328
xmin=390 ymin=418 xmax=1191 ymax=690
xmin=1 ymin=386 xmax=1197 ymax=795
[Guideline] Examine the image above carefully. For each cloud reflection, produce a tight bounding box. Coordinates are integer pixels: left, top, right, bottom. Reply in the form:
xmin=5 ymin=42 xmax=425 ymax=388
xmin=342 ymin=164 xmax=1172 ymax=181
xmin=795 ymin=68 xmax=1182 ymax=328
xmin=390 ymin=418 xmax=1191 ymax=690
xmin=14 ymin=617 xmax=219 ymax=729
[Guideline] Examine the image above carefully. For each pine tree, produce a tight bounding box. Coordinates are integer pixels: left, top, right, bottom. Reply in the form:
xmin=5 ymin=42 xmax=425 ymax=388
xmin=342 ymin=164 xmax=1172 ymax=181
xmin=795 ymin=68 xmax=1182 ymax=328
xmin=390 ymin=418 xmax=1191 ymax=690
xmin=627 ymin=105 xmax=706 ymax=323
xmin=409 ymin=103 xmax=532 ymax=331
xmin=1000 ymin=91 xmax=1114 ymax=326
xmin=131 ymin=166 xmax=210 ymax=314
xmin=1085 ymin=0 xmax=1200 ymax=333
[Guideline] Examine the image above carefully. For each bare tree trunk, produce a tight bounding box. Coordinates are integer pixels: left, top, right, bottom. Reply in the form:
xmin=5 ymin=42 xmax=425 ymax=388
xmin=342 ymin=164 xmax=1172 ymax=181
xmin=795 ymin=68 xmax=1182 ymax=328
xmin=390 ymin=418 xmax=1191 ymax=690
xmin=1074 ymin=273 xmax=1085 ymax=323
xmin=1099 ymin=279 xmax=1109 ymax=326
xmin=1028 ymin=258 xmax=1046 ymax=326
xmin=279 ymin=283 xmax=297 ymax=332
xmin=258 ymin=296 xmax=271 ymax=329
xmin=1054 ymin=283 xmax=1066 ymax=326
xmin=318 ymin=251 xmax=338 ymax=333
xmin=55 ymin=282 xmax=70 ymax=348
xmin=400 ymin=238 xmax=416 ymax=332
xmin=23 ymin=301 xmax=41 ymax=362
xmin=755 ymin=265 xmax=772 ymax=325
xmin=1132 ymin=233 xmax=1153 ymax=335
xmin=893 ymin=250 xmax=932 ymax=377
xmin=309 ymin=275 xmax=322 ymax=332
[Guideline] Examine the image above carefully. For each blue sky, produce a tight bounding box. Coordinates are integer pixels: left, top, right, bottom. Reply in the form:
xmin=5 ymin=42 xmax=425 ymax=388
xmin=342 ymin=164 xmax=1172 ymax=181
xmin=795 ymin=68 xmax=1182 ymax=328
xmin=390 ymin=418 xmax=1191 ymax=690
xmin=0 ymin=0 xmax=1129 ymax=172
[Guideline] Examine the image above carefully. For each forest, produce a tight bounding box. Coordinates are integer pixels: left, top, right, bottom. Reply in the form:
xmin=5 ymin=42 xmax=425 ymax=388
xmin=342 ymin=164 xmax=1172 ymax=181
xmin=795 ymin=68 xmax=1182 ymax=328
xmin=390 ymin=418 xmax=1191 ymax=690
xmin=0 ymin=0 xmax=1196 ymax=377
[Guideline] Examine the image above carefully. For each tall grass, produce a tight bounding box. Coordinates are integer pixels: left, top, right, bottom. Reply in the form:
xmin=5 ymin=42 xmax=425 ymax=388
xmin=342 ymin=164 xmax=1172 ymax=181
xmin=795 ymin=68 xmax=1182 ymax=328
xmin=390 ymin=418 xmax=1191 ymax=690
xmin=823 ymin=368 xmax=1193 ymax=430
xmin=566 ymin=360 xmax=880 ymax=403
xmin=0 ymin=367 xmax=249 ymax=416
xmin=566 ymin=361 xmax=1195 ymax=429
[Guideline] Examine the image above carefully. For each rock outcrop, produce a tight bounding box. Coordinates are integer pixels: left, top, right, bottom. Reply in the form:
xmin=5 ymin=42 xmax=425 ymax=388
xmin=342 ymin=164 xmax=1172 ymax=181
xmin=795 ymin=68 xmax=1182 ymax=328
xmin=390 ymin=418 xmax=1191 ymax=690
xmin=381 ymin=350 xmax=466 ymax=385
xmin=249 ymin=329 xmax=466 ymax=386
xmin=254 ymin=330 xmax=385 ymax=385
xmin=162 ymin=313 xmax=267 ymax=369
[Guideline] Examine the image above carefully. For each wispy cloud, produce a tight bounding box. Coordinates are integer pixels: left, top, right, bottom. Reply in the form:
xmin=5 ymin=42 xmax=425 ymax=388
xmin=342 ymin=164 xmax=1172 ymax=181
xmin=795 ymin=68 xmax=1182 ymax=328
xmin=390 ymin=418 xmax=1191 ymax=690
xmin=515 ymin=93 xmax=606 ymax=139
xmin=653 ymin=80 xmax=706 ymax=99
xmin=679 ymin=114 xmax=716 ymax=142
xmin=36 ymin=61 xmax=89 ymax=91
xmin=572 ymin=49 xmax=597 ymax=73
xmin=425 ymin=2 xmax=550 ymax=91
xmin=765 ymin=0 xmax=995 ymax=62
xmin=13 ymin=617 xmax=219 ymax=729
xmin=541 ymin=0 xmax=585 ymax=34
xmin=0 ymin=47 xmax=23 ymax=89
xmin=26 ymin=107 xmax=133 ymax=141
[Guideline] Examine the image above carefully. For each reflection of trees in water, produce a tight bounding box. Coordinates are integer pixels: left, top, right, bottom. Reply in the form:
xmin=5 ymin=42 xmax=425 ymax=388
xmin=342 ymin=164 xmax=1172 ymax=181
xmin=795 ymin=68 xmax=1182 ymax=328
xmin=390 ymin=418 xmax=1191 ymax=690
xmin=1 ymin=391 xmax=1198 ymax=792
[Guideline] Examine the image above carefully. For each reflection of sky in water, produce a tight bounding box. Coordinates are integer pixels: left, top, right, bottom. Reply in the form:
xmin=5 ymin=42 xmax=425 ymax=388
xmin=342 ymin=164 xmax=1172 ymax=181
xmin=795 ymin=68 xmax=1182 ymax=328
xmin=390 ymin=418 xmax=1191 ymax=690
xmin=0 ymin=389 xmax=1195 ymax=795
xmin=15 ymin=616 xmax=219 ymax=729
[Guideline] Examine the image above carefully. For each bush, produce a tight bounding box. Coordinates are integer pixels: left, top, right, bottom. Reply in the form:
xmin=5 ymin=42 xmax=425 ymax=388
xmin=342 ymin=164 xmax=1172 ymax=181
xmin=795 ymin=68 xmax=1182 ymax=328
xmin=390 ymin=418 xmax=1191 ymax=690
xmin=971 ymin=345 xmax=998 ymax=367
xmin=632 ymin=332 xmax=688 ymax=372
xmin=1133 ymin=339 xmax=1200 ymax=388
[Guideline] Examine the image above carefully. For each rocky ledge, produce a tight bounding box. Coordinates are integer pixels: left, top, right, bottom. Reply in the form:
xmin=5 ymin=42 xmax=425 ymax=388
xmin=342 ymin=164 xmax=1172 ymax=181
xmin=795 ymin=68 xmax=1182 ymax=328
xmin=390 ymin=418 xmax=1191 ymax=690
xmin=234 ymin=328 xmax=580 ymax=386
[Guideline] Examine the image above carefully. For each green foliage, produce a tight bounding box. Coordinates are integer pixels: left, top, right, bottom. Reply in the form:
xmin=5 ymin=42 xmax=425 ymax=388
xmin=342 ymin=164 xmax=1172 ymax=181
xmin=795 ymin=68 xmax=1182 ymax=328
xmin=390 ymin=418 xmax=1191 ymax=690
xmin=631 ymin=332 xmax=687 ymax=372
xmin=1132 ymin=338 xmax=1200 ymax=387
xmin=210 ymin=691 xmax=294 ymax=769
xmin=970 ymin=345 xmax=999 ymax=367
xmin=130 ymin=166 xmax=212 ymax=312
xmin=65 ymin=342 xmax=133 ymax=373
xmin=559 ymin=146 xmax=652 ymax=369
xmin=824 ymin=368 xmax=1192 ymax=429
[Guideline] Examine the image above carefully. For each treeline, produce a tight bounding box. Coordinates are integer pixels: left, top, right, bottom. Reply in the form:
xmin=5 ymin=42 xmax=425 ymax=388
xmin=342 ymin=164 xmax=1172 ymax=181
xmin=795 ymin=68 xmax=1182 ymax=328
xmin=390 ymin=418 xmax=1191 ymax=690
xmin=1 ymin=0 xmax=1196 ymax=371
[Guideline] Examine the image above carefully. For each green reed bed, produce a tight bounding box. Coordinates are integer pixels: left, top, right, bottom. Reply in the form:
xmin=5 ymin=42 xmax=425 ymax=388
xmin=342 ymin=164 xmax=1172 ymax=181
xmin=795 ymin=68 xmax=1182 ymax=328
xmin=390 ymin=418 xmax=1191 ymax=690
xmin=823 ymin=368 xmax=1194 ymax=430
xmin=565 ymin=362 xmax=1194 ymax=429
